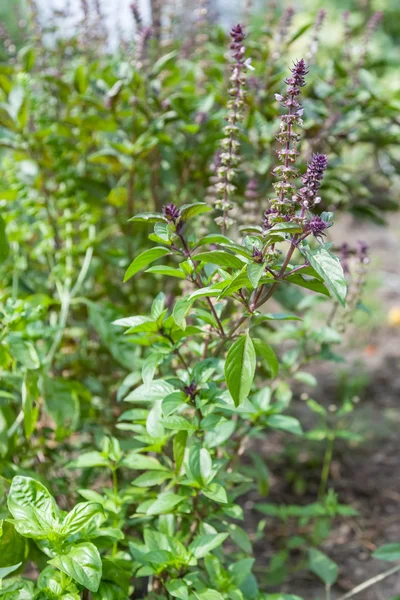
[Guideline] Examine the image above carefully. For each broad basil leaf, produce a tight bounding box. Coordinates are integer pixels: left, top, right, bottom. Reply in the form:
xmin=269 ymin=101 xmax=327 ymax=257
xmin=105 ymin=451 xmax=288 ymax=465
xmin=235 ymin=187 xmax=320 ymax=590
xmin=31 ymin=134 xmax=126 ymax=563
xmin=49 ymin=542 xmax=102 ymax=593
xmin=224 ymin=334 xmax=256 ymax=406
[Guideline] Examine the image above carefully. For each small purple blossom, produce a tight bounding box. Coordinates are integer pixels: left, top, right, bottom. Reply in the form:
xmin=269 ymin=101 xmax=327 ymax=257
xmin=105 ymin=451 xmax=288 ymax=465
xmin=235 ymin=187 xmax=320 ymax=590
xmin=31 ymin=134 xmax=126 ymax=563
xmin=306 ymin=215 xmax=329 ymax=238
xmin=252 ymin=247 xmax=264 ymax=263
xmin=263 ymin=208 xmax=277 ymax=230
xmin=272 ymin=59 xmax=309 ymax=218
xmin=163 ymin=203 xmax=181 ymax=223
xmin=299 ymin=153 xmax=328 ymax=208
xmin=230 ymin=24 xmax=246 ymax=61
xmin=357 ymin=240 xmax=369 ymax=264
xmin=184 ymin=380 xmax=197 ymax=398
xmin=340 ymin=242 xmax=351 ymax=274
xmin=245 ymin=178 xmax=258 ymax=200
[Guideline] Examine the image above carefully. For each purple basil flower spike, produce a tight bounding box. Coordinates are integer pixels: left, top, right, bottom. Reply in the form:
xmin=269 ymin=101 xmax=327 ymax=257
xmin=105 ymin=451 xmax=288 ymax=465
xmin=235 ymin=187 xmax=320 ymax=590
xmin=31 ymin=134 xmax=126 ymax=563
xmin=163 ymin=203 xmax=181 ymax=223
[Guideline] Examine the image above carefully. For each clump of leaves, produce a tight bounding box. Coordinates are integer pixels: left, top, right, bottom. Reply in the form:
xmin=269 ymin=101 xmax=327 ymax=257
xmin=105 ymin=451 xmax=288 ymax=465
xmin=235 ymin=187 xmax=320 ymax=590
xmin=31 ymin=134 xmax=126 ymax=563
xmin=0 ymin=5 xmax=397 ymax=600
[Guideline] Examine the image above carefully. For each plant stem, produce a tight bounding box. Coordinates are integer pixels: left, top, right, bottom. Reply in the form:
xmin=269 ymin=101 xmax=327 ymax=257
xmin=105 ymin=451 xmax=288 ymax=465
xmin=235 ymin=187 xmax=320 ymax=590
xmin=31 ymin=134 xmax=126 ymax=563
xmin=337 ymin=564 xmax=400 ymax=600
xmin=112 ymin=467 xmax=119 ymax=555
xmin=326 ymin=584 xmax=331 ymax=600
xmin=319 ymin=433 xmax=335 ymax=499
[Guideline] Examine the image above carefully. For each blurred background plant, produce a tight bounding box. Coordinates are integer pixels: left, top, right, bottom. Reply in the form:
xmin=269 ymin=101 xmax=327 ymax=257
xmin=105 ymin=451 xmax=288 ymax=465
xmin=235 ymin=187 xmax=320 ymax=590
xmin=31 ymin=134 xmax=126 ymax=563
xmin=0 ymin=1 xmax=399 ymax=598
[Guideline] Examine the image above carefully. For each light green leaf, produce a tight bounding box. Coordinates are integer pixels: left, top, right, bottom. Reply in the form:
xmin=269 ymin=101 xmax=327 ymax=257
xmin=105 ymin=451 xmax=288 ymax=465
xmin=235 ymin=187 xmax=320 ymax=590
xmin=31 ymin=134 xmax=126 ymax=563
xmin=0 ymin=215 xmax=9 ymax=262
xmin=0 ymin=563 xmax=22 ymax=578
xmin=146 ymin=493 xmax=185 ymax=516
xmin=224 ymin=334 xmax=256 ymax=406
xmin=308 ymin=548 xmax=338 ymax=586
xmin=253 ymin=339 xmax=279 ymax=378
xmin=146 ymin=265 xmax=186 ymax=278
xmin=162 ymin=392 xmax=188 ymax=417
xmin=269 ymin=222 xmax=303 ymax=234
xmin=195 ymin=590 xmax=224 ymax=600
xmin=22 ymin=371 xmax=39 ymax=438
xmin=132 ymin=471 xmax=172 ymax=487
xmin=112 ymin=315 xmax=154 ymax=329
xmin=122 ymin=452 xmax=168 ymax=471
xmin=146 ymin=400 xmax=165 ymax=439
xmin=247 ymin=262 xmax=265 ymax=288
xmin=202 ymin=483 xmax=228 ymax=504
xmin=173 ymin=431 xmax=187 ymax=474
xmin=190 ymin=533 xmax=228 ymax=559
xmin=173 ymin=296 xmax=193 ymax=329
xmin=166 ymin=579 xmax=189 ymax=600
xmin=180 ymin=202 xmax=212 ymax=220
xmin=194 ymin=251 xmax=245 ymax=270
xmin=49 ymin=542 xmax=102 ymax=593
xmin=142 ymin=353 xmax=164 ymax=388
xmin=300 ymin=244 xmax=346 ymax=306
xmin=373 ymin=544 xmax=400 ymax=561
xmin=125 ymin=379 xmax=175 ymax=403
xmin=129 ymin=211 xmax=166 ymax=223
xmin=8 ymin=336 xmax=40 ymax=370
xmin=124 ymin=247 xmax=170 ymax=282
xmin=267 ymin=415 xmax=303 ymax=436
xmin=189 ymin=445 xmax=213 ymax=486
xmin=67 ymin=451 xmax=110 ymax=469
xmin=74 ymin=65 xmax=88 ymax=93
xmin=61 ymin=502 xmax=103 ymax=536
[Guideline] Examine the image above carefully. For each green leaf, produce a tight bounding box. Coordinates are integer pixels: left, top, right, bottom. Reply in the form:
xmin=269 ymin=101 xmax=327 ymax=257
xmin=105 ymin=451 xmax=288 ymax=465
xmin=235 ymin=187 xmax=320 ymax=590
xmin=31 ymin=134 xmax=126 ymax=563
xmin=267 ymin=415 xmax=303 ymax=436
xmin=202 ymin=483 xmax=228 ymax=504
xmin=7 ymin=476 xmax=58 ymax=519
xmin=21 ymin=371 xmax=39 ymax=438
xmin=0 ymin=563 xmax=22 ymax=578
xmin=189 ymin=445 xmax=213 ymax=486
xmin=129 ymin=212 xmax=166 ymax=223
xmin=61 ymin=502 xmax=104 ymax=536
xmin=124 ymin=247 xmax=170 ymax=282
xmin=195 ymin=590 xmax=224 ymax=600
xmin=74 ymin=65 xmax=88 ymax=93
xmin=194 ymin=251 xmax=245 ymax=270
xmin=197 ymin=234 xmax=232 ymax=246
xmin=247 ymin=263 xmax=265 ymax=288
xmin=173 ymin=431 xmax=187 ymax=473
xmin=180 ymin=203 xmax=212 ymax=220
xmin=122 ymin=452 xmax=167 ymax=470
xmin=142 ymin=353 xmax=164 ymax=388
xmin=263 ymin=594 xmax=303 ymax=600
xmin=42 ymin=377 xmax=80 ymax=438
xmin=173 ymin=297 xmax=193 ymax=329
xmin=146 ymin=493 xmax=185 ymax=516
xmin=373 ymin=544 xmax=400 ymax=561
xmin=269 ymin=222 xmax=303 ymax=234
xmin=0 ymin=215 xmax=9 ymax=262
xmin=132 ymin=471 xmax=172 ymax=487
xmin=0 ymin=522 xmax=27 ymax=568
xmin=146 ymin=401 xmax=165 ymax=439
xmin=151 ymin=292 xmax=166 ymax=320
xmin=162 ymin=391 xmax=188 ymax=417
xmin=8 ymin=336 xmax=40 ymax=370
xmin=224 ymin=334 xmax=256 ymax=406
xmin=49 ymin=543 xmax=102 ymax=593
xmin=253 ymin=339 xmax=279 ymax=378
xmin=308 ymin=548 xmax=338 ymax=586
xmin=300 ymin=244 xmax=347 ymax=307
xmin=67 ymin=451 xmax=110 ymax=469
xmin=166 ymin=579 xmax=189 ymax=600
xmin=190 ymin=533 xmax=228 ymax=559
xmin=146 ymin=265 xmax=186 ymax=278
xmin=125 ymin=379 xmax=175 ymax=402
xmin=113 ymin=315 xmax=154 ymax=329
xmin=7 ymin=476 xmax=59 ymax=539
